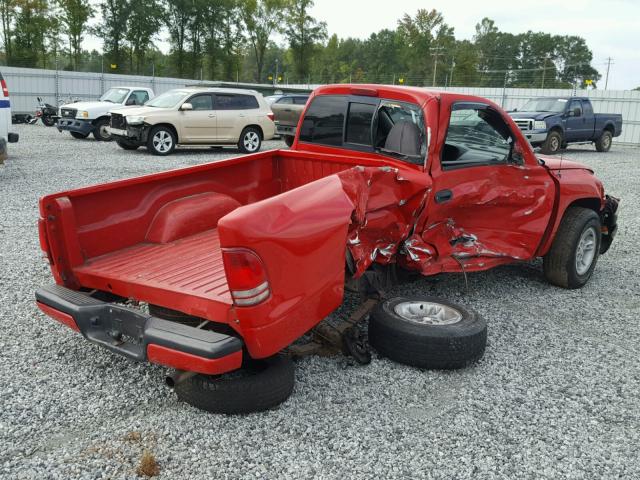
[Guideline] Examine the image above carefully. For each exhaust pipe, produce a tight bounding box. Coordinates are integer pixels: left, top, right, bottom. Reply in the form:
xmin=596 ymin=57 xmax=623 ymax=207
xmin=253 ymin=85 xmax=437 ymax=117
xmin=165 ymin=369 xmax=197 ymax=388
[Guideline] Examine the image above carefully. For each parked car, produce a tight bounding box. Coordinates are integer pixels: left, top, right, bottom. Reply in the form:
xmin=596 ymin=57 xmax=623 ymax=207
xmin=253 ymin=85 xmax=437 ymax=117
xmin=270 ymin=94 xmax=309 ymax=146
xmin=264 ymin=94 xmax=285 ymax=105
xmin=35 ymin=84 xmax=618 ymax=413
xmin=0 ymin=69 xmax=19 ymax=164
xmin=108 ymin=87 xmax=275 ymax=155
xmin=509 ymin=97 xmax=622 ymax=154
xmin=57 ymin=87 xmax=154 ymax=141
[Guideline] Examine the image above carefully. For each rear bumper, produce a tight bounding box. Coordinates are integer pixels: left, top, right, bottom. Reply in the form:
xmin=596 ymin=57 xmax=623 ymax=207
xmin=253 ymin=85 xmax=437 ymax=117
xmin=35 ymin=284 xmax=243 ymax=374
xmin=57 ymin=118 xmax=94 ymax=135
xmin=275 ymin=122 xmax=296 ymax=137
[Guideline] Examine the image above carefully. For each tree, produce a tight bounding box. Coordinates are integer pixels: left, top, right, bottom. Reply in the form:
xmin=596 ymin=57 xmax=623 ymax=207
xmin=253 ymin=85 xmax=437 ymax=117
xmin=12 ymin=0 xmax=49 ymax=67
xmin=96 ymin=0 xmax=129 ymax=73
xmin=126 ymin=0 xmax=162 ymax=74
xmin=283 ymin=0 xmax=326 ymax=82
xmin=165 ymin=0 xmax=192 ymax=77
xmin=56 ymin=0 xmax=93 ymax=70
xmin=240 ymin=0 xmax=286 ymax=82
xmin=0 ymin=0 xmax=16 ymax=62
xmin=217 ymin=0 xmax=244 ymax=81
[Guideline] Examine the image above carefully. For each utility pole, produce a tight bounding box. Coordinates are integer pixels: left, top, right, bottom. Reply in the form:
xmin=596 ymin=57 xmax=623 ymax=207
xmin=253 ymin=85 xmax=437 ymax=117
xmin=449 ymin=57 xmax=455 ymax=87
xmin=430 ymin=45 xmax=445 ymax=86
xmin=274 ymin=59 xmax=279 ymax=86
xmin=605 ymin=57 xmax=613 ymax=90
xmin=541 ymin=55 xmax=549 ymax=89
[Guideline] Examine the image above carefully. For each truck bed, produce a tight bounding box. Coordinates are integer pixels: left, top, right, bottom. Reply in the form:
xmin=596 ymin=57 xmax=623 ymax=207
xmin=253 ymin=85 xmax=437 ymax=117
xmin=74 ymin=229 xmax=231 ymax=318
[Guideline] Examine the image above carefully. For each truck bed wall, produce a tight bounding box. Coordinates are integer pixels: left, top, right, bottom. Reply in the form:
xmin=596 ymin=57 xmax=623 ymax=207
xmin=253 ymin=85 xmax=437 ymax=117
xmin=39 ymin=149 xmax=360 ymax=280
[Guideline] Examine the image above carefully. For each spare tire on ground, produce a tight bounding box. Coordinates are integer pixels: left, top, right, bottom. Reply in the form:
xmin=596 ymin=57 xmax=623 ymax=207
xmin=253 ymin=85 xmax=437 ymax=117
xmin=173 ymin=355 xmax=295 ymax=414
xmin=368 ymin=296 xmax=486 ymax=369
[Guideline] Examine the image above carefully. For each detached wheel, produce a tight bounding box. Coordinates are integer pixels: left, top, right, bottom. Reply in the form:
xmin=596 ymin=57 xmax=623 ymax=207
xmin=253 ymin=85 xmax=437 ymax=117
xmin=70 ymin=131 xmax=89 ymax=139
xmin=543 ymin=207 xmax=601 ymax=289
xmin=116 ymin=139 xmax=139 ymax=150
xmin=595 ymin=130 xmax=612 ymax=152
xmin=147 ymin=126 xmax=176 ymax=155
xmin=238 ymin=127 xmax=262 ymax=153
xmin=284 ymin=135 xmax=294 ymax=147
xmin=173 ymin=355 xmax=295 ymax=414
xmin=541 ymin=131 xmax=562 ymax=154
xmin=369 ymin=296 xmax=486 ymax=370
xmin=93 ymin=118 xmax=112 ymax=141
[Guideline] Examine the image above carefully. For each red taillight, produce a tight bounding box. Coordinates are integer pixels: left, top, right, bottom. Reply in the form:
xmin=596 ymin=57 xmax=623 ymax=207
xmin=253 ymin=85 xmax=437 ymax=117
xmin=267 ymin=112 xmax=275 ymax=122
xmin=1 ymin=79 xmax=8 ymax=97
xmin=222 ymin=248 xmax=270 ymax=306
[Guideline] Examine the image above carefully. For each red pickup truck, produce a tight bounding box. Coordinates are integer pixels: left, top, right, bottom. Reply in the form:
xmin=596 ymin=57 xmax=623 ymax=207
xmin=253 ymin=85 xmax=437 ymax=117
xmin=36 ymin=85 xmax=618 ymax=413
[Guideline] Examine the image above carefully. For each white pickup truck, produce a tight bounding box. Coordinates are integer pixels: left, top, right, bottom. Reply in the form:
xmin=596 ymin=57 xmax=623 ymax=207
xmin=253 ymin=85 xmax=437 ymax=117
xmin=57 ymin=86 xmax=154 ymax=141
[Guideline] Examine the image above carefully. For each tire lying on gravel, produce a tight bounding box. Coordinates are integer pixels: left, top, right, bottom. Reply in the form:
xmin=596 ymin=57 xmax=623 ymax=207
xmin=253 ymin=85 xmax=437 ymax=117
xmin=173 ymin=355 xmax=295 ymax=414
xmin=70 ymin=131 xmax=89 ymax=139
xmin=369 ymin=296 xmax=487 ymax=370
xmin=543 ymin=206 xmax=601 ymax=289
xmin=116 ymin=139 xmax=139 ymax=150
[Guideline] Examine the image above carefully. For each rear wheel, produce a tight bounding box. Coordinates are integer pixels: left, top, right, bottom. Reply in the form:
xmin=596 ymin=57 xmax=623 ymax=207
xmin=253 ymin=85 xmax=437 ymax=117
xmin=541 ymin=130 xmax=562 ymax=154
xmin=173 ymin=355 xmax=295 ymax=414
xmin=369 ymin=296 xmax=487 ymax=370
xmin=147 ymin=126 xmax=176 ymax=155
xmin=116 ymin=139 xmax=140 ymax=150
xmin=42 ymin=115 xmax=56 ymax=127
xmin=238 ymin=127 xmax=262 ymax=153
xmin=70 ymin=131 xmax=89 ymax=139
xmin=595 ymin=130 xmax=612 ymax=152
xmin=543 ymin=207 xmax=601 ymax=289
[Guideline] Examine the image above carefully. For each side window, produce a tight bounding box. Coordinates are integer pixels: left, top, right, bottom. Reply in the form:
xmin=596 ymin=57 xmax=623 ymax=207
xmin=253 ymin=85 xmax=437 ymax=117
xmin=299 ymin=95 xmax=347 ymax=146
xmin=277 ymin=97 xmax=294 ymax=105
xmin=188 ymin=94 xmax=213 ymax=110
xmin=373 ymin=100 xmax=426 ymax=164
xmin=441 ymin=103 xmax=513 ymax=170
xmin=215 ymin=94 xmax=259 ymax=110
xmin=568 ymin=100 xmax=582 ymax=117
xmin=130 ymin=90 xmax=149 ymax=105
xmin=346 ymin=102 xmax=376 ymax=145
xmin=293 ymin=97 xmax=308 ymax=105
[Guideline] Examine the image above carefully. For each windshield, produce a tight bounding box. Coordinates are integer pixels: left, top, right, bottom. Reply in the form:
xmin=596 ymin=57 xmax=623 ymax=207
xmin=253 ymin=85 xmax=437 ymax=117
xmin=519 ymin=98 xmax=568 ymax=113
xmin=100 ymin=88 xmax=130 ymax=103
xmin=145 ymin=90 xmax=190 ymax=108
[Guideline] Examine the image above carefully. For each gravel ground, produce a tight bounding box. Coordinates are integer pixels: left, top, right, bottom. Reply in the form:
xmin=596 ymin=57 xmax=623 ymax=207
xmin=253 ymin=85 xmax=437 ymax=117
xmin=1 ymin=124 xmax=639 ymax=479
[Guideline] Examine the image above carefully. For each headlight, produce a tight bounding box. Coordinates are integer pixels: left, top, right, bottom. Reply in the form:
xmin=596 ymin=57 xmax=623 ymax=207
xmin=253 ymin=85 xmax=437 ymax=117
xmin=126 ymin=115 xmax=145 ymax=125
xmin=77 ymin=111 xmax=89 ymax=119
xmin=534 ymin=120 xmax=546 ymax=130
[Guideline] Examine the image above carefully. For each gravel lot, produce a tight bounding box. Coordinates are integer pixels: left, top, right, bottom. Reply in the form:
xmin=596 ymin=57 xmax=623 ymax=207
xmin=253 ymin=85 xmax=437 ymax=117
xmin=1 ymin=124 xmax=639 ymax=479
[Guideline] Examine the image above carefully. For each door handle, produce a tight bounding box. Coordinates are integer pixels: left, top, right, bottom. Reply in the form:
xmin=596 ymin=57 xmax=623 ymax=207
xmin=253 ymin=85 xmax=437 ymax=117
xmin=208 ymin=114 xmax=216 ymax=118
xmin=435 ymin=189 xmax=453 ymax=203
xmin=284 ymin=109 xmax=292 ymax=112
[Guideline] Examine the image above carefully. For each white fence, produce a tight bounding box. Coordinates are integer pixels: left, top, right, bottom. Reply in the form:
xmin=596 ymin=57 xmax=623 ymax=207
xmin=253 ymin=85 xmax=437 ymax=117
xmin=5 ymin=66 xmax=640 ymax=146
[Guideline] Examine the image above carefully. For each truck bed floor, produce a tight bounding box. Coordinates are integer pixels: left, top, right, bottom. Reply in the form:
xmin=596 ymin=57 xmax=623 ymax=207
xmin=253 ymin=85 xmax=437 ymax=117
xmin=74 ymin=229 xmax=231 ymax=318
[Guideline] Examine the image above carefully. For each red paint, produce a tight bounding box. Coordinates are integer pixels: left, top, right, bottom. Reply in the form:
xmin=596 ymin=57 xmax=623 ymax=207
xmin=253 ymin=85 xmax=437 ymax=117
xmin=146 ymin=344 xmax=242 ymax=375
xmin=37 ymin=84 xmax=614 ymax=369
xmin=36 ymin=301 xmax=80 ymax=332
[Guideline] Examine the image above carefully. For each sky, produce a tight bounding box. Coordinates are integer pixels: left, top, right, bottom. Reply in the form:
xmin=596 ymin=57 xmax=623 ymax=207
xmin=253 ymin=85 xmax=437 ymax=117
xmin=84 ymin=0 xmax=640 ymax=90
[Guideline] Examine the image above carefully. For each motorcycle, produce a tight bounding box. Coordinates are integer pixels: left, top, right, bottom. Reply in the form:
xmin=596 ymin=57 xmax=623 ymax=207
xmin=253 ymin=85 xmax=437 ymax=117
xmin=29 ymin=97 xmax=59 ymax=126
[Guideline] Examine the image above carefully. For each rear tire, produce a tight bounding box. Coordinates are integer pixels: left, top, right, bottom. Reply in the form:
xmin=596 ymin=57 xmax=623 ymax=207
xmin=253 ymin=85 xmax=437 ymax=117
xmin=42 ymin=115 xmax=56 ymax=127
xmin=369 ymin=296 xmax=487 ymax=370
xmin=147 ymin=126 xmax=176 ymax=155
xmin=595 ymin=130 xmax=612 ymax=152
xmin=541 ymin=130 xmax=562 ymax=154
xmin=70 ymin=131 xmax=89 ymax=139
xmin=116 ymin=139 xmax=140 ymax=150
xmin=173 ymin=355 xmax=295 ymax=414
xmin=543 ymin=207 xmax=601 ymax=289
xmin=238 ymin=127 xmax=262 ymax=153
xmin=93 ymin=118 xmax=112 ymax=141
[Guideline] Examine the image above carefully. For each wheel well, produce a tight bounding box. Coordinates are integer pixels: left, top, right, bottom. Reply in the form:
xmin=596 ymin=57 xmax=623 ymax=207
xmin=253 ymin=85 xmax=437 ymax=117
xmin=568 ymin=197 xmax=601 ymax=213
xmin=603 ymin=124 xmax=615 ymax=134
xmin=243 ymin=124 xmax=264 ymax=139
xmin=92 ymin=115 xmax=110 ymax=125
xmin=150 ymin=123 xmax=178 ymax=141
xmin=549 ymin=126 xmax=563 ymax=137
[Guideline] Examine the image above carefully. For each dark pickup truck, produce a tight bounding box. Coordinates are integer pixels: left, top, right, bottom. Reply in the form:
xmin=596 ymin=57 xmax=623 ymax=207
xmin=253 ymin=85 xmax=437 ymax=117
xmin=509 ymin=97 xmax=622 ymax=154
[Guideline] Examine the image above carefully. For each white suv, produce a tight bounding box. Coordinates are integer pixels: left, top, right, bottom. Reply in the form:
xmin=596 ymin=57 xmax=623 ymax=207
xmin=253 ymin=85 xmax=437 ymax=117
xmin=108 ymin=87 xmax=275 ymax=155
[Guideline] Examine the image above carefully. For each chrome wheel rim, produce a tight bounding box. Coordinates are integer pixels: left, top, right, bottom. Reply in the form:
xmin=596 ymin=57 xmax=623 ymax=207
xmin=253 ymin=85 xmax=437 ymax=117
xmin=153 ymin=130 xmax=173 ymax=153
xmin=550 ymin=135 xmax=559 ymax=151
xmin=243 ymin=131 xmax=260 ymax=151
xmin=394 ymin=301 xmax=463 ymax=326
xmin=575 ymin=227 xmax=597 ymax=275
xmin=602 ymin=134 xmax=611 ymax=149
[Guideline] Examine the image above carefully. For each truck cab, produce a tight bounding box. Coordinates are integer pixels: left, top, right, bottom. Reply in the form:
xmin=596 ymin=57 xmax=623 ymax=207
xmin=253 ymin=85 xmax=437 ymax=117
xmin=510 ymin=96 xmax=622 ymax=154
xmin=57 ymin=87 xmax=155 ymax=141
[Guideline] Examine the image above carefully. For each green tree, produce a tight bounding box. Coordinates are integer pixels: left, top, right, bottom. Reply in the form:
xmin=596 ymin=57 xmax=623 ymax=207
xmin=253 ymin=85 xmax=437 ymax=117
xmin=283 ymin=0 xmax=326 ymax=82
xmin=240 ymin=0 xmax=286 ymax=82
xmin=96 ymin=0 xmax=129 ymax=73
xmin=12 ymin=0 xmax=48 ymax=67
xmin=56 ymin=0 xmax=93 ymax=70
xmin=165 ymin=0 xmax=192 ymax=77
xmin=0 ymin=0 xmax=16 ymax=62
xmin=126 ymin=0 xmax=162 ymax=74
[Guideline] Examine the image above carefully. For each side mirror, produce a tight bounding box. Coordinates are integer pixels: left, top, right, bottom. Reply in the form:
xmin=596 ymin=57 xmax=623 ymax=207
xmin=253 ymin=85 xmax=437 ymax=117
xmin=573 ymin=107 xmax=581 ymax=117
xmin=180 ymin=103 xmax=193 ymax=111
